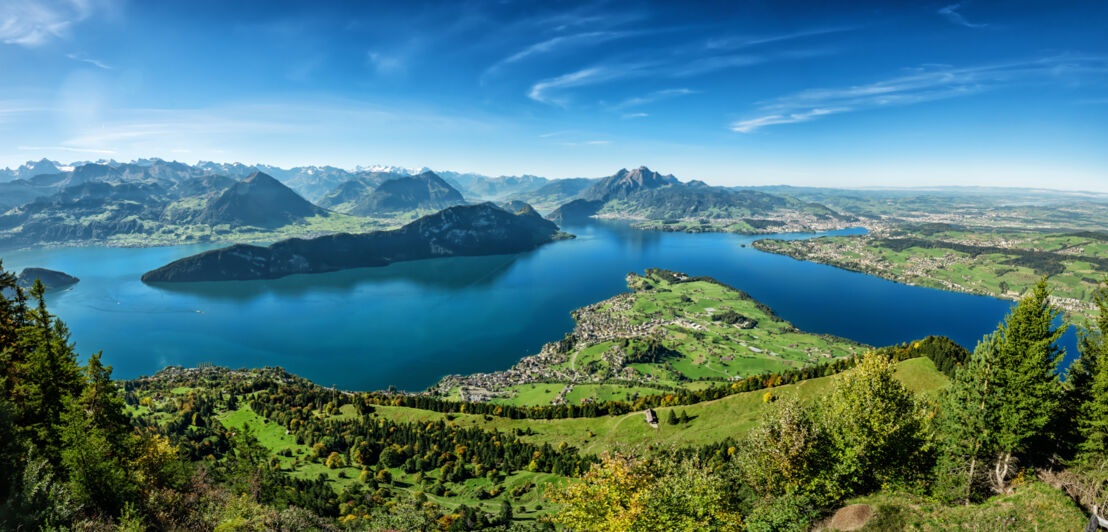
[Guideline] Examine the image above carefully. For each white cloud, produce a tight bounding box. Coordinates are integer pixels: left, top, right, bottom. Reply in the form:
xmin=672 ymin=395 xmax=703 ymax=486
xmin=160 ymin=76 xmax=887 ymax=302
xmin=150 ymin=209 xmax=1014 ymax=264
xmin=528 ymin=63 xmax=653 ymax=105
xmin=731 ymin=108 xmax=844 ymax=133
xmin=613 ymin=88 xmax=696 ymax=110
xmin=705 ymin=25 xmax=858 ymax=50
xmin=486 ymin=31 xmax=632 ymax=78
xmin=731 ymin=56 xmax=1108 ymax=132
xmin=621 ymin=112 xmax=648 ymax=119
xmin=0 ymin=0 xmax=100 ymax=47
xmin=937 ymin=4 xmax=988 ymax=29
xmin=66 ymin=52 xmax=112 ymax=69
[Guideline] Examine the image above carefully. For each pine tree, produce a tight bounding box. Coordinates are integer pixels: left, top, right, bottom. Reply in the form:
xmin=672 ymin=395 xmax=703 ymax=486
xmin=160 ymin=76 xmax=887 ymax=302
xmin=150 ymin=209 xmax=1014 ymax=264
xmin=78 ymin=352 xmax=132 ymax=458
xmin=936 ymin=333 xmax=1002 ymax=503
xmin=1076 ymin=280 xmax=1108 ymax=464
xmin=991 ymin=278 xmax=1065 ymax=492
xmin=498 ymin=499 xmax=513 ymax=525
xmin=15 ymin=281 xmax=84 ymax=466
xmin=667 ymin=410 xmax=678 ymax=425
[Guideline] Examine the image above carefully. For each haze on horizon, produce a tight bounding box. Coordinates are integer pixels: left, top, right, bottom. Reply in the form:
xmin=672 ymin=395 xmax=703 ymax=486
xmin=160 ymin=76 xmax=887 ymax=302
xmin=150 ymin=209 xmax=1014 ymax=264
xmin=0 ymin=0 xmax=1106 ymax=191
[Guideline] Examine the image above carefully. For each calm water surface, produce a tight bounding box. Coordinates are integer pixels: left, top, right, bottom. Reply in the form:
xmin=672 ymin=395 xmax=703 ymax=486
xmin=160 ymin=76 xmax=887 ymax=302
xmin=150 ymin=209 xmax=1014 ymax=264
xmin=0 ymin=221 xmax=1079 ymax=391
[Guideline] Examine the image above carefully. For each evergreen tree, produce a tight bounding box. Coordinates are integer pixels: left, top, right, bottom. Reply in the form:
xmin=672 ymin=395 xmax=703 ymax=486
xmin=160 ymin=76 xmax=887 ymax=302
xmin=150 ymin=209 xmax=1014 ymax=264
xmin=667 ymin=410 xmax=678 ymax=425
xmin=78 ymin=353 xmax=132 ymax=458
xmin=58 ymin=397 xmax=136 ymax=517
xmin=935 ymin=333 xmax=1002 ymax=503
xmin=13 ymin=281 xmax=84 ymax=467
xmin=498 ymin=499 xmax=513 ymax=525
xmin=1076 ymin=280 xmax=1108 ymax=464
xmin=991 ymin=278 xmax=1065 ymax=492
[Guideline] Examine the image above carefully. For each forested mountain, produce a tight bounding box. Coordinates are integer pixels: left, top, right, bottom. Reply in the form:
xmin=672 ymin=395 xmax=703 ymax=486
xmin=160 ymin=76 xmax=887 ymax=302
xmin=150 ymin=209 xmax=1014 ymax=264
xmin=188 ymin=172 xmax=327 ymax=228
xmin=141 ymin=202 xmax=566 ymax=282
xmin=346 ymin=171 xmax=466 ymax=216
xmin=315 ymin=172 xmax=406 ymax=211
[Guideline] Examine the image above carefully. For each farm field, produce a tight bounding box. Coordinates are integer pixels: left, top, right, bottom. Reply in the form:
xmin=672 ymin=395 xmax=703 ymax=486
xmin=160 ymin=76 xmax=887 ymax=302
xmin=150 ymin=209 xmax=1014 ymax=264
xmin=754 ymin=228 xmax=1108 ymax=321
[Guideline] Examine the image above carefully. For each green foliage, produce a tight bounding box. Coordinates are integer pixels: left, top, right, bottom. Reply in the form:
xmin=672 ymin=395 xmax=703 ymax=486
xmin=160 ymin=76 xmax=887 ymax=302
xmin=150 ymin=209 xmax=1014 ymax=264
xmin=59 ymin=399 xmax=137 ymax=516
xmin=744 ymin=491 xmax=818 ymax=532
xmin=737 ymin=398 xmax=829 ymax=500
xmin=934 ymin=333 xmax=1003 ymax=503
xmin=0 ymin=458 xmax=80 ymax=530
xmin=993 ymin=279 xmax=1065 ymax=456
xmin=548 ymin=452 xmax=744 ymax=531
xmin=822 ymin=351 xmax=930 ymax=496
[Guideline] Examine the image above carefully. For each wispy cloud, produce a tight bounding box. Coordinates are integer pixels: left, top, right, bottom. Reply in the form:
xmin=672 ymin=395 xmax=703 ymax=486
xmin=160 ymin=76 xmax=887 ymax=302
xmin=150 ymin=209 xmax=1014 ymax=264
xmin=731 ymin=55 xmax=1108 ymax=132
xmin=0 ymin=0 xmax=100 ymax=47
xmin=485 ymin=31 xmax=632 ymax=77
xmin=526 ymin=24 xmax=852 ymax=106
xmin=613 ymin=88 xmax=697 ymax=110
xmin=621 ymin=112 xmax=648 ymax=119
xmin=705 ymin=25 xmax=858 ymax=50
xmin=937 ymin=4 xmax=988 ymax=29
xmin=66 ymin=52 xmax=112 ymax=69
xmin=731 ymin=108 xmax=845 ymax=133
xmin=528 ymin=63 xmax=654 ymax=106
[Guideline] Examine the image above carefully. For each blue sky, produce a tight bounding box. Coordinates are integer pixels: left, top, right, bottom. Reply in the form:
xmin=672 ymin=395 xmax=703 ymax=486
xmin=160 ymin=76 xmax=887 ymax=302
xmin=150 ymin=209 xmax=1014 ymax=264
xmin=0 ymin=1 xmax=1106 ymax=189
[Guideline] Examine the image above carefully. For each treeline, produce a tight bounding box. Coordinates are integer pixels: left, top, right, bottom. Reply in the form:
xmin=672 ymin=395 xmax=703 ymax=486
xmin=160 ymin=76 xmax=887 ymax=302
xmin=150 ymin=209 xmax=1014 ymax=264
xmin=379 ymin=335 xmax=966 ymax=421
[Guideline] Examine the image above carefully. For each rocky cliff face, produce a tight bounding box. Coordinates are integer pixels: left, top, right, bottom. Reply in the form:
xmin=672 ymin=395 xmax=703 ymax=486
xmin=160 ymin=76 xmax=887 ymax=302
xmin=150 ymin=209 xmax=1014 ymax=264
xmin=142 ymin=203 xmax=568 ymax=282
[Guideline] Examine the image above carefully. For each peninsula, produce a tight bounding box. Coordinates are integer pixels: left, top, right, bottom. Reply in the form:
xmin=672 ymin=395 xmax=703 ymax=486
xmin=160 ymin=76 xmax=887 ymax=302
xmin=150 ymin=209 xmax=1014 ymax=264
xmin=141 ymin=203 xmax=570 ymax=282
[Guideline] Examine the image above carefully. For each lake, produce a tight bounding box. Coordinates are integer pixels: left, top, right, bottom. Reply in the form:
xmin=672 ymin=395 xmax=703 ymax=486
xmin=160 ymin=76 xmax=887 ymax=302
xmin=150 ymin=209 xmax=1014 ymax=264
xmin=0 ymin=221 xmax=1079 ymax=391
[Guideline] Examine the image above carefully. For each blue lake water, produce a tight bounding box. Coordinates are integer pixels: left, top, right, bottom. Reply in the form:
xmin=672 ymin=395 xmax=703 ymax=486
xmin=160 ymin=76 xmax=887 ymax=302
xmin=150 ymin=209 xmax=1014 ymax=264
xmin=0 ymin=221 xmax=1079 ymax=391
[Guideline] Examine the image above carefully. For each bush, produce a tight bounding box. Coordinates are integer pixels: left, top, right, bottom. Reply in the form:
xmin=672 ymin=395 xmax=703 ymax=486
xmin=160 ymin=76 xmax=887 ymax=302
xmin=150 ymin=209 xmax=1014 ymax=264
xmin=745 ymin=492 xmax=818 ymax=532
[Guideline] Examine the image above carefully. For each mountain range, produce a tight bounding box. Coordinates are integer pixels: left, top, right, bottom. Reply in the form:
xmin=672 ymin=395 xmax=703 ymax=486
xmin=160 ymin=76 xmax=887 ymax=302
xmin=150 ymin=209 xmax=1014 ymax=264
xmin=547 ymin=166 xmax=848 ymax=228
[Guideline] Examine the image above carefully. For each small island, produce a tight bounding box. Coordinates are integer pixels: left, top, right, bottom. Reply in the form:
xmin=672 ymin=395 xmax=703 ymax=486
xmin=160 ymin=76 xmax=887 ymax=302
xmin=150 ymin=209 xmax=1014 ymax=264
xmin=142 ymin=203 xmax=571 ymax=282
xmin=16 ymin=267 xmax=80 ymax=291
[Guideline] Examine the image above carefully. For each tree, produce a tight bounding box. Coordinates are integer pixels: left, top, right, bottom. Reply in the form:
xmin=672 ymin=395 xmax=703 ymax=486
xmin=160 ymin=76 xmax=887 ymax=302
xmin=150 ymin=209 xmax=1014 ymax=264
xmin=667 ymin=410 xmax=678 ymax=426
xmin=498 ymin=499 xmax=513 ymax=525
xmin=77 ymin=352 xmax=132 ymax=458
xmin=991 ymin=278 xmax=1065 ymax=492
xmin=737 ymin=397 xmax=829 ymax=500
xmin=59 ymin=397 xmax=137 ymax=517
xmin=935 ymin=333 xmax=1002 ymax=503
xmin=15 ymin=281 xmax=84 ymax=466
xmin=1072 ymin=279 xmax=1108 ymax=509
xmin=326 ymin=452 xmax=345 ymax=469
xmin=548 ymin=452 xmax=743 ymax=531
xmin=822 ymin=351 xmax=928 ymax=496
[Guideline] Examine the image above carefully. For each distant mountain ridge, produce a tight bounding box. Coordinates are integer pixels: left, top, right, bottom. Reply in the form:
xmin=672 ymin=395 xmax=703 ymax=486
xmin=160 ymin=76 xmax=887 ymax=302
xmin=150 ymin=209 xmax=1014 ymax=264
xmin=347 ymin=171 xmax=466 ymax=216
xmin=547 ymin=166 xmax=848 ymax=229
xmin=190 ymin=172 xmax=327 ymax=228
xmin=580 ymin=166 xmax=679 ymax=202
xmin=141 ymin=203 xmax=567 ymax=282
